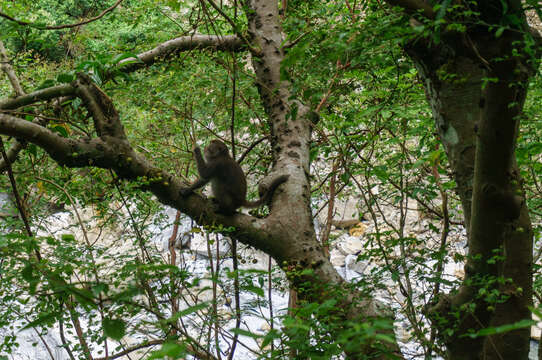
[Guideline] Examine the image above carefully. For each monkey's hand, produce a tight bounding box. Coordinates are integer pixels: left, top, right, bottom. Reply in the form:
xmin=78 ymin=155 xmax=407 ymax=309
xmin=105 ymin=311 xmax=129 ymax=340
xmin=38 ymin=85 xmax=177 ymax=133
xmin=181 ymin=178 xmax=208 ymax=197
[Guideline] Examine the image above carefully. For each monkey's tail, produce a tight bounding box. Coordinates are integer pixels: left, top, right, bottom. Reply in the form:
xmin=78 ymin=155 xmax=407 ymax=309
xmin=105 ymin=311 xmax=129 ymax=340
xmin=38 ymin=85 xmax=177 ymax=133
xmin=244 ymin=174 xmax=289 ymax=208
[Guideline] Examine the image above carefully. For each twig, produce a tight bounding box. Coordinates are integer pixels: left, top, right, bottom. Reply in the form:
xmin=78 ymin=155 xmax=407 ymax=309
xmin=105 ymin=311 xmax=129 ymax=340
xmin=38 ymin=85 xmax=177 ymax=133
xmin=267 ymin=255 xmax=274 ymax=354
xmin=428 ymin=145 xmax=449 ymax=353
xmin=0 ymin=136 xmax=40 ymax=259
xmin=237 ymin=136 xmax=268 ymax=164
xmin=59 ymin=308 xmax=77 ymax=360
xmin=320 ymin=159 xmax=339 ymax=258
xmin=204 ymin=0 xmax=260 ymax=55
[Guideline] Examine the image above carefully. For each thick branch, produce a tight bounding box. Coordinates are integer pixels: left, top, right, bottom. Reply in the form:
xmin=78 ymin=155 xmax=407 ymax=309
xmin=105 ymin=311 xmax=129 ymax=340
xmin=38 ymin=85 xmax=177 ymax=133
xmin=0 ymin=112 xmax=280 ymax=255
xmin=0 ymin=34 xmax=245 ymax=170
xmin=0 ymin=84 xmax=76 ymax=110
xmin=73 ymin=73 xmax=126 ymax=139
xmin=116 ymin=34 xmax=244 ymax=73
xmin=0 ymin=84 xmax=75 ymax=171
xmin=1 ymin=36 xmax=243 ymax=111
xmin=0 ymin=113 xmax=75 ymax=155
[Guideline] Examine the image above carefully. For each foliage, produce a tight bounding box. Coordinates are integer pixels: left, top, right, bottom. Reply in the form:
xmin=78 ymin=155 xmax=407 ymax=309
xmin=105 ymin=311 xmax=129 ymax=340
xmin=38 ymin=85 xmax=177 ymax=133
xmin=0 ymin=0 xmax=541 ymax=359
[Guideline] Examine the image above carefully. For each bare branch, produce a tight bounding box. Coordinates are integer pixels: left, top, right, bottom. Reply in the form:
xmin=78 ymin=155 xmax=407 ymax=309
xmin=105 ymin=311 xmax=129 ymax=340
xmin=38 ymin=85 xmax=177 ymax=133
xmin=0 ymin=141 xmax=25 ymax=169
xmin=0 ymin=0 xmax=124 ymax=30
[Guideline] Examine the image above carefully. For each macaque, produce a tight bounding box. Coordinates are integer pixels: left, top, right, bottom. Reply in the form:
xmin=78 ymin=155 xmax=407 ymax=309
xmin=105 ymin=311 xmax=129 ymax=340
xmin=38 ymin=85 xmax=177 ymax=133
xmin=181 ymin=139 xmax=289 ymax=214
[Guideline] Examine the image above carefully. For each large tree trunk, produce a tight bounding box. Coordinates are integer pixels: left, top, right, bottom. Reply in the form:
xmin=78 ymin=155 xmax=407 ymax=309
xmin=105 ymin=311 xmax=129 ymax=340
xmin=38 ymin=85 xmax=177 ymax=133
xmin=244 ymin=1 xmax=403 ymax=358
xmin=406 ymin=28 xmax=535 ymax=360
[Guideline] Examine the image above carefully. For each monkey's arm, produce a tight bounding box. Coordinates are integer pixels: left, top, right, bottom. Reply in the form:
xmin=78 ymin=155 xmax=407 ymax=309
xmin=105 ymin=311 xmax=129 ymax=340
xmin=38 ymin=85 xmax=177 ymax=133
xmin=194 ymin=147 xmax=214 ymax=178
xmin=180 ymin=147 xmax=213 ymax=196
xmin=189 ymin=176 xmax=210 ymax=190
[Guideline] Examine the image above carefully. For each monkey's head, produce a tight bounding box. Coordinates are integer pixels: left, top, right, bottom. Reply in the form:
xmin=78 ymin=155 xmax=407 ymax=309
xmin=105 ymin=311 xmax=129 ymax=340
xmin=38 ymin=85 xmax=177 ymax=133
xmin=204 ymin=139 xmax=230 ymax=160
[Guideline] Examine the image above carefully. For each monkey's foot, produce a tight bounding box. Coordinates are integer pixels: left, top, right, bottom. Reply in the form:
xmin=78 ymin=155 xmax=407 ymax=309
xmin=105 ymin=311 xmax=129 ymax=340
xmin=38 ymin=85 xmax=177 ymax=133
xmin=209 ymin=198 xmax=236 ymax=215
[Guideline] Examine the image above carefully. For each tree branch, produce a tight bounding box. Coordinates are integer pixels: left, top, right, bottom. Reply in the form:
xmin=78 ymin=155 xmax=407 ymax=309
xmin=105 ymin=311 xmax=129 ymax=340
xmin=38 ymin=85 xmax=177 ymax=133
xmin=73 ymin=73 xmax=126 ymax=139
xmin=0 ymin=40 xmax=24 ymax=96
xmin=0 ymin=84 xmax=76 ymax=110
xmin=0 ymin=111 xmax=279 ymax=256
xmin=0 ymin=83 xmax=75 ymax=171
xmin=116 ymin=34 xmax=245 ymax=73
xmin=0 ymin=35 xmax=243 ymax=113
xmin=0 ymin=34 xmax=246 ymax=170
xmin=203 ymin=0 xmax=260 ymax=55
xmin=0 ymin=39 xmax=27 ymax=171
xmin=93 ymin=339 xmax=218 ymax=360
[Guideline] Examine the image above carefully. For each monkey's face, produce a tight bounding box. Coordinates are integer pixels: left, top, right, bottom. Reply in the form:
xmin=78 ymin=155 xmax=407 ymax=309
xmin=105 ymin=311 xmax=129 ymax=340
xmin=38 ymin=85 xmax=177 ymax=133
xmin=204 ymin=140 xmax=229 ymax=160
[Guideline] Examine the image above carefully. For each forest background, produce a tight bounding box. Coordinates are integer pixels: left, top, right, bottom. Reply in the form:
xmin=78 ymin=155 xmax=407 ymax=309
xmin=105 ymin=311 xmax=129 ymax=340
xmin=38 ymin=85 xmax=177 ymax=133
xmin=0 ymin=0 xmax=541 ymax=359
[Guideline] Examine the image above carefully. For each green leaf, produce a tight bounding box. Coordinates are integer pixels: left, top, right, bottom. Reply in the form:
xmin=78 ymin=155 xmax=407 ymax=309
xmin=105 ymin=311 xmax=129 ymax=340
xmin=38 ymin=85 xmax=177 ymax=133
xmin=495 ymin=27 xmax=505 ymax=38
xmin=103 ymin=318 xmax=126 ymax=340
xmin=36 ymin=79 xmax=56 ymax=90
xmin=28 ymin=144 xmax=38 ymax=157
xmin=57 ymin=73 xmax=75 ymax=83
xmin=91 ymin=283 xmax=109 ymax=296
xmin=22 ymin=264 xmax=36 ymax=282
xmin=61 ymin=234 xmax=75 ymax=242
xmin=112 ymin=52 xmax=142 ymax=66
xmin=241 ymin=284 xmax=264 ymax=297
xmin=435 ymin=0 xmax=451 ymax=20
xmin=169 ymin=302 xmax=209 ymax=323
xmin=261 ymin=329 xmax=279 ymax=348
xmin=50 ymin=124 xmax=69 ymax=137
xmin=21 ymin=312 xmax=58 ymax=330
xmin=148 ymin=342 xmax=187 ymax=359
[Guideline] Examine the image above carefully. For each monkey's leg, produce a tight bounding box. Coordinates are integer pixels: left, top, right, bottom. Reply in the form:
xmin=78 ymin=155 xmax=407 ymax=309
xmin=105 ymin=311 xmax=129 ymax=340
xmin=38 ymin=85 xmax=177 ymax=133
xmin=214 ymin=193 xmax=237 ymax=214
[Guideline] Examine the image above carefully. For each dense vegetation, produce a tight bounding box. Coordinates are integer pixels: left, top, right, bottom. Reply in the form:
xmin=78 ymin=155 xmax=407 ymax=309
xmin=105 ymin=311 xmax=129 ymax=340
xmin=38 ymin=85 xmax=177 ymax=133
xmin=0 ymin=0 xmax=540 ymax=359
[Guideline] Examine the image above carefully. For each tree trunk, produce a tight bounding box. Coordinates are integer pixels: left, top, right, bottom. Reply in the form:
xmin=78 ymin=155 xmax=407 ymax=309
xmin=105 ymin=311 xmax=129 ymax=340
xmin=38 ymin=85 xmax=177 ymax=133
xmin=406 ymin=30 xmax=534 ymax=360
xmin=244 ymin=1 xmax=403 ymax=358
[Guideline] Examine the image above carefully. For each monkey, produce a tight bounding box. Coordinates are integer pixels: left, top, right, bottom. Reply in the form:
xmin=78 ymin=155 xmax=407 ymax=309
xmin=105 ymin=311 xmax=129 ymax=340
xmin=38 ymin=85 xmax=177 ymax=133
xmin=181 ymin=139 xmax=289 ymax=214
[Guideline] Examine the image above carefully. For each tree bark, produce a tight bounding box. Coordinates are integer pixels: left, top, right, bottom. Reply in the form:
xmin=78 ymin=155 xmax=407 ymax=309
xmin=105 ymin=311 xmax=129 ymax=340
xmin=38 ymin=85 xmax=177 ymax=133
xmin=405 ymin=20 xmax=537 ymax=360
xmin=243 ymin=1 xmax=403 ymax=357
